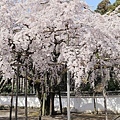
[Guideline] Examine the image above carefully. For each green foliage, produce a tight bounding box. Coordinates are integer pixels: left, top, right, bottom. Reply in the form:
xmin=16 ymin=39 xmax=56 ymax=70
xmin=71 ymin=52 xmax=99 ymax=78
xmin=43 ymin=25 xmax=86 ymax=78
xmin=0 ymin=79 xmax=12 ymax=94
xmin=107 ymin=5 xmax=116 ymax=12
xmin=106 ymin=67 xmax=120 ymax=91
xmin=80 ymin=82 xmax=91 ymax=91
xmin=113 ymin=0 xmax=120 ymax=7
xmin=95 ymin=52 xmax=100 ymax=59
xmin=95 ymin=0 xmax=120 ymax=14
xmin=2 ymin=84 xmax=12 ymax=93
xmin=107 ymin=79 xmax=120 ymax=91
xmin=95 ymin=0 xmax=111 ymax=14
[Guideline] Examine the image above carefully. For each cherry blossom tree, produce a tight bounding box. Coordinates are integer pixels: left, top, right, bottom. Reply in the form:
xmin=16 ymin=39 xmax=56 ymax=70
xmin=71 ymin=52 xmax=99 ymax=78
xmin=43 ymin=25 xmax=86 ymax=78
xmin=0 ymin=0 xmax=120 ymax=117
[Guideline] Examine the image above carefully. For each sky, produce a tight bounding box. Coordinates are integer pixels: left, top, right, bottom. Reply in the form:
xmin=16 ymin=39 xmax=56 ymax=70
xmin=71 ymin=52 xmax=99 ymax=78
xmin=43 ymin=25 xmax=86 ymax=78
xmin=85 ymin=0 xmax=116 ymax=10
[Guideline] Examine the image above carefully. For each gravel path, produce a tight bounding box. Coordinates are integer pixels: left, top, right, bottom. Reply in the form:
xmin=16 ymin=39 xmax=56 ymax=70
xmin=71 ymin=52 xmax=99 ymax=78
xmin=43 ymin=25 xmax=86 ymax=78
xmin=0 ymin=109 xmax=119 ymax=120
xmin=0 ymin=114 xmax=119 ymax=120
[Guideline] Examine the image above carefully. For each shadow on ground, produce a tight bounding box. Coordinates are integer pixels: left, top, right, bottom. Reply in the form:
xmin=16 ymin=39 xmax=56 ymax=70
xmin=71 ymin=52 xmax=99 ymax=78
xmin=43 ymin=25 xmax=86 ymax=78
xmin=0 ymin=108 xmax=120 ymax=120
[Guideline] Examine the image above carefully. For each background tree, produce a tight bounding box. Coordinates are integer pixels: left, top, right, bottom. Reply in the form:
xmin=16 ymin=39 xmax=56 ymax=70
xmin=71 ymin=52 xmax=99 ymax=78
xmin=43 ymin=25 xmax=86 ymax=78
xmin=109 ymin=0 xmax=120 ymax=13
xmin=95 ymin=0 xmax=111 ymax=14
xmin=113 ymin=0 xmax=120 ymax=7
xmin=95 ymin=0 xmax=120 ymax=14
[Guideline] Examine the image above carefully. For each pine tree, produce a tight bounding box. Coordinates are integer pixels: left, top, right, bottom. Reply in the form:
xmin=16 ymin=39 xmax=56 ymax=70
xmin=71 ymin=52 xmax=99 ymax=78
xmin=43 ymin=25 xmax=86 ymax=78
xmin=96 ymin=0 xmax=120 ymax=14
xmin=95 ymin=0 xmax=111 ymax=14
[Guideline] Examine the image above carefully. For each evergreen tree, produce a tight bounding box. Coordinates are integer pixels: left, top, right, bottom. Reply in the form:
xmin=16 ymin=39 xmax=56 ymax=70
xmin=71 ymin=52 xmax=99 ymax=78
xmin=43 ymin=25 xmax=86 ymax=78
xmin=96 ymin=0 xmax=120 ymax=14
xmin=113 ymin=0 xmax=120 ymax=7
xmin=95 ymin=0 xmax=111 ymax=14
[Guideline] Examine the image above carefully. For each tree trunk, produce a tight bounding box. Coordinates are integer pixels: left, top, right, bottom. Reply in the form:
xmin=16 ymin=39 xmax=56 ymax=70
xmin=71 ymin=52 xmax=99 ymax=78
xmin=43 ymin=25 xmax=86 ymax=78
xmin=35 ymin=72 xmax=56 ymax=117
xmin=15 ymin=65 xmax=19 ymax=120
xmin=37 ymin=92 xmax=55 ymax=116
xmin=101 ymin=64 xmax=108 ymax=120
xmin=38 ymin=92 xmax=42 ymax=120
xmin=58 ymin=90 xmax=62 ymax=114
xmin=38 ymin=100 xmax=42 ymax=120
xmin=50 ymin=92 xmax=55 ymax=116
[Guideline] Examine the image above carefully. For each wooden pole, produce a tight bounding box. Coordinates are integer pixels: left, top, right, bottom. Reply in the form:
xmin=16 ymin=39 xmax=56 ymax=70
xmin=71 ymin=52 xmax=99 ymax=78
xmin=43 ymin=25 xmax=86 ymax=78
xmin=67 ymin=71 xmax=71 ymax=120
xmin=42 ymin=73 xmax=46 ymax=116
xmin=15 ymin=65 xmax=19 ymax=120
xmin=42 ymin=93 xmax=46 ymax=116
xmin=50 ymin=80 xmax=53 ymax=116
xmin=25 ymin=64 xmax=28 ymax=120
xmin=10 ymin=77 xmax=15 ymax=120
xmin=93 ymin=92 xmax=97 ymax=114
xmin=18 ymin=75 xmax=20 ymax=93
xmin=92 ymin=70 xmax=97 ymax=114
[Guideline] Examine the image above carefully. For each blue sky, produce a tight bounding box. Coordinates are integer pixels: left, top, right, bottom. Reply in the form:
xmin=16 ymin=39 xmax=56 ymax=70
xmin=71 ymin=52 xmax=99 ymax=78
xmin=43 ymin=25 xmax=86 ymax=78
xmin=85 ymin=0 xmax=116 ymax=10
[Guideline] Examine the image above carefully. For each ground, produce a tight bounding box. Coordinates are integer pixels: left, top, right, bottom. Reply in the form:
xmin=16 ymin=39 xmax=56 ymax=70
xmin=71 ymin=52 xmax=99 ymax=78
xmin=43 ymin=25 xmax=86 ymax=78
xmin=0 ymin=107 xmax=120 ymax=120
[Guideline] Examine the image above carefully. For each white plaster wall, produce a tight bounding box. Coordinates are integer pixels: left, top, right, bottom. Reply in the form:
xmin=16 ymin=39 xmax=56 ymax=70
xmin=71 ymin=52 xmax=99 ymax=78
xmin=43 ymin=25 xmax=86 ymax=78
xmin=0 ymin=96 xmax=40 ymax=107
xmin=0 ymin=95 xmax=120 ymax=113
xmin=54 ymin=96 xmax=103 ymax=113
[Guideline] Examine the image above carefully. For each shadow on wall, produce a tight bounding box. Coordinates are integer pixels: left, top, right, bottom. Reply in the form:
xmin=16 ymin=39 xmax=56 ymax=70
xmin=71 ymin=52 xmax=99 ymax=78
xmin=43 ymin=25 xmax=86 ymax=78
xmin=73 ymin=97 xmax=104 ymax=113
xmin=0 ymin=96 xmax=11 ymax=106
xmin=80 ymin=103 xmax=103 ymax=113
xmin=1 ymin=95 xmax=120 ymax=113
xmin=107 ymin=97 xmax=120 ymax=113
xmin=54 ymin=97 xmax=105 ymax=113
xmin=73 ymin=97 xmax=115 ymax=113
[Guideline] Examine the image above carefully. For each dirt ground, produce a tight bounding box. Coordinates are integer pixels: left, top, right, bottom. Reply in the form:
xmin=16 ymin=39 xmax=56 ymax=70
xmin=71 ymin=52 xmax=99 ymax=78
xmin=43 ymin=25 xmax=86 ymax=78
xmin=0 ymin=108 xmax=120 ymax=120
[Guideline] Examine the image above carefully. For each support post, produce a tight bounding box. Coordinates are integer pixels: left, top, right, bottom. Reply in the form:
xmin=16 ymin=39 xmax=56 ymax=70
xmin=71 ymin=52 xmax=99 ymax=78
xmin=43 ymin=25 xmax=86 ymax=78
xmin=15 ymin=65 xmax=19 ymax=120
xmin=10 ymin=77 xmax=15 ymax=120
xmin=67 ymin=71 xmax=70 ymax=120
xmin=93 ymin=92 xmax=97 ymax=114
xmin=25 ymin=64 xmax=28 ymax=120
xmin=42 ymin=93 xmax=46 ymax=116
